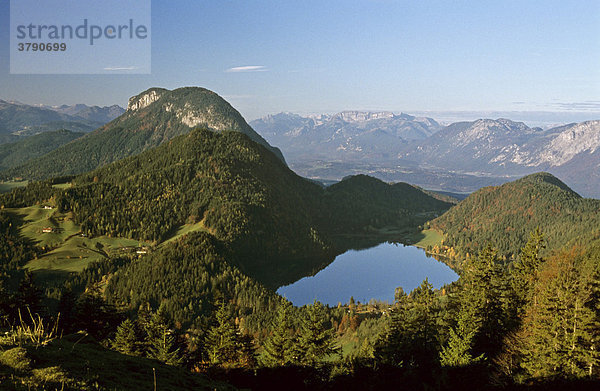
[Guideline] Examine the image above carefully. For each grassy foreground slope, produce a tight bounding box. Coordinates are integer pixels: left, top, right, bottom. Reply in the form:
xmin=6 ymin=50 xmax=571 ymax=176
xmin=0 ymin=333 xmax=232 ymax=390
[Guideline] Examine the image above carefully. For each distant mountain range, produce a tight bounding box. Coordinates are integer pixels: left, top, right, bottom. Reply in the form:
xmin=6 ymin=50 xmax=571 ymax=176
xmin=39 ymin=103 xmax=125 ymax=123
xmin=252 ymin=113 xmax=600 ymax=198
xmin=402 ymin=118 xmax=600 ymax=197
xmin=0 ymin=100 xmax=124 ymax=139
xmin=251 ymin=111 xmax=440 ymax=161
xmin=2 ymin=95 xmax=599 ymax=198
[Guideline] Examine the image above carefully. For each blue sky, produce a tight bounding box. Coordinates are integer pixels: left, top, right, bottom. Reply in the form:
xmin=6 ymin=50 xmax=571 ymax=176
xmin=1 ymin=0 xmax=599 ymax=121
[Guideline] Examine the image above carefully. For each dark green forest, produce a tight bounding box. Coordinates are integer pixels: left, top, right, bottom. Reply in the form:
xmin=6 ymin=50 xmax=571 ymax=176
xmin=0 ymin=129 xmax=83 ymax=171
xmin=1 ymin=127 xmax=449 ymax=286
xmin=0 ymin=124 xmax=597 ymax=389
xmin=428 ymin=172 xmax=600 ymax=268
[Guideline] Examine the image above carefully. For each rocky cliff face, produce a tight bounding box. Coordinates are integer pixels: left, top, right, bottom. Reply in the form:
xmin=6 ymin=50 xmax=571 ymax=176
xmin=534 ymin=120 xmax=600 ymax=167
xmin=401 ymin=118 xmax=600 ymax=197
xmin=127 ymin=88 xmax=167 ymax=112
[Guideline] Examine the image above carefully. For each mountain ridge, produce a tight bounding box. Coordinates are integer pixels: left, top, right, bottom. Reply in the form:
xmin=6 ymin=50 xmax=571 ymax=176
xmin=253 ymin=113 xmax=600 ymax=197
xmin=0 ymin=129 xmax=84 ymax=171
xmin=3 ymin=87 xmax=285 ymax=180
xmin=0 ymin=100 xmax=103 ymax=138
xmin=251 ymin=111 xmax=441 ymax=162
xmin=428 ymin=172 xmax=600 ymax=268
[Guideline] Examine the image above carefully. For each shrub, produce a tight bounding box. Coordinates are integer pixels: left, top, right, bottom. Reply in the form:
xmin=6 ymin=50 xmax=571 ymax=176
xmin=0 ymin=347 xmax=30 ymax=371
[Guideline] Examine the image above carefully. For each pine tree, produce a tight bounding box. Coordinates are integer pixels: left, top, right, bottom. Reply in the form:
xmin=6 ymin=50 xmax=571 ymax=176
xmin=147 ymin=322 xmax=182 ymax=366
xmin=136 ymin=305 xmax=182 ymax=365
xmin=74 ymin=285 xmax=122 ymax=340
xmin=236 ymin=332 xmax=258 ymax=369
xmin=516 ymin=248 xmax=600 ymax=379
xmin=205 ymin=301 xmax=238 ymax=365
xmin=460 ymin=245 xmax=513 ymax=358
xmin=512 ymin=228 xmax=546 ymax=313
xmin=439 ymin=305 xmax=484 ymax=367
xmin=375 ymin=279 xmax=440 ymax=369
xmin=112 ymin=318 xmax=140 ymax=356
xmin=263 ymin=300 xmax=296 ymax=366
xmin=57 ymin=288 xmax=77 ymax=334
xmin=141 ymin=306 xmax=169 ymax=345
xmin=296 ymin=300 xmax=337 ymax=366
xmin=15 ymin=271 xmax=43 ymax=315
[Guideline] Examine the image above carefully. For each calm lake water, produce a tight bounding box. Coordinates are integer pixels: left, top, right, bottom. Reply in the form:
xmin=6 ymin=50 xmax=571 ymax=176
xmin=277 ymin=242 xmax=458 ymax=306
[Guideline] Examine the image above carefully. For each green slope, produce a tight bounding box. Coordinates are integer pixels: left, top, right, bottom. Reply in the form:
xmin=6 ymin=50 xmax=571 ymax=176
xmin=105 ymin=231 xmax=279 ymax=328
xmin=0 ymin=129 xmax=83 ymax=170
xmin=0 ymin=333 xmax=232 ymax=390
xmin=322 ymin=174 xmax=452 ymax=234
xmin=2 ymin=127 xmax=451 ymax=288
xmin=429 ymin=172 xmax=600 ymax=266
xmin=6 ymin=87 xmax=284 ymax=180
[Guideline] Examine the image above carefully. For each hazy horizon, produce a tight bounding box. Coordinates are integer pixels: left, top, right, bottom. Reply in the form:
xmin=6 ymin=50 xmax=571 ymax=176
xmin=1 ymin=1 xmax=598 ymax=121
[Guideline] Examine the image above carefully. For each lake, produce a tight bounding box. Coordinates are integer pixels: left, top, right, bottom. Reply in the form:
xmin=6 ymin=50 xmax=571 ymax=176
xmin=276 ymin=242 xmax=458 ymax=306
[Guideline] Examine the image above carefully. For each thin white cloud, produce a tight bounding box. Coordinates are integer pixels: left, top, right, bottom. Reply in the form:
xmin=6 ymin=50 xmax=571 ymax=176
xmin=225 ymin=65 xmax=267 ymax=73
xmin=223 ymin=95 xmax=256 ymax=100
xmin=551 ymin=101 xmax=600 ymax=111
xmin=104 ymin=66 xmax=138 ymax=71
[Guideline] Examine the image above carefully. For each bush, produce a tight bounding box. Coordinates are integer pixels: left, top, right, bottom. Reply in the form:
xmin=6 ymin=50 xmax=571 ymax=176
xmin=0 ymin=347 xmax=30 ymax=371
xmin=32 ymin=366 xmax=69 ymax=385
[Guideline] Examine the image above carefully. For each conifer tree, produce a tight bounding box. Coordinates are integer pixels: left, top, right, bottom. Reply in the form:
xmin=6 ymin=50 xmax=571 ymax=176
xmin=375 ymin=279 xmax=440 ymax=369
xmin=57 ymin=288 xmax=77 ymax=333
xmin=512 ymin=228 xmax=546 ymax=313
xmin=15 ymin=271 xmax=43 ymax=315
xmin=439 ymin=305 xmax=483 ymax=367
xmin=74 ymin=285 xmax=122 ymax=340
xmin=112 ymin=318 xmax=140 ymax=356
xmin=296 ymin=300 xmax=337 ymax=366
xmin=263 ymin=300 xmax=296 ymax=366
xmin=460 ymin=245 xmax=512 ymax=357
xmin=516 ymin=249 xmax=600 ymax=379
xmin=147 ymin=322 xmax=182 ymax=366
xmin=236 ymin=332 xmax=258 ymax=369
xmin=205 ymin=301 xmax=239 ymax=365
xmin=134 ymin=305 xmax=182 ymax=365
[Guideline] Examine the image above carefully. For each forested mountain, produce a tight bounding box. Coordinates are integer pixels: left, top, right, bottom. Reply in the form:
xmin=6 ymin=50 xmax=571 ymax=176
xmin=106 ymin=231 xmax=280 ymax=330
xmin=4 ymin=87 xmax=284 ymax=180
xmin=2 ymin=127 xmax=449 ymax=286
xmin=0 ymin=93 xmax=597 ymax=389
xmin=428 ymin=172 xmax=600 ymax=266
xmin=321 ymin=174 xmax=450 ymax=233
xmin=53 ymin=128 xmax=326 ymax=283
xmin=0 ymin=127 xmax=597 ymax=388
xmin=0 ymin=130 xmax=83 ymax=171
